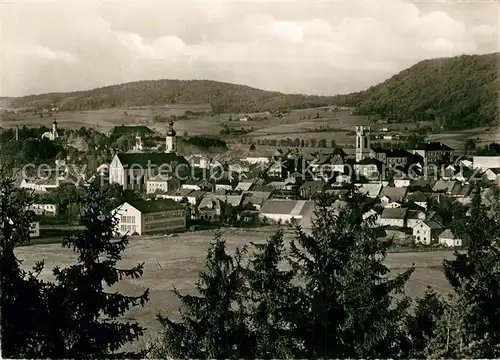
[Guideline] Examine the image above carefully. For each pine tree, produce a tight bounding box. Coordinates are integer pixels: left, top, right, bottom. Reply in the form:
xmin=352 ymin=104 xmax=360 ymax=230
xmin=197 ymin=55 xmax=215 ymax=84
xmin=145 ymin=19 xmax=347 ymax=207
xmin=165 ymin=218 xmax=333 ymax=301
xmin=289 ymin=191 xmax=413 ymax=358
xmin=154 ymin=232 xmax=253 ymax=359
xmin=425 ymin=187 xmax=500 ymax=358
xmin=43 ymin=182 xmax=149 ymax=358
xmin=0 ymin=166 xmax=51 ymax=358
xmin=244 ymin=229 xmax=303 ymax=358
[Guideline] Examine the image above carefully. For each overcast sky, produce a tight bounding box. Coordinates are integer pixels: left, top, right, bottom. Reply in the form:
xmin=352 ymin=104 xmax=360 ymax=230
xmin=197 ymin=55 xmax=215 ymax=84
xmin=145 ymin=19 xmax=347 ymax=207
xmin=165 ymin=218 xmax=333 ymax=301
xmin=1 ymin=0 xmax=499 ymax=97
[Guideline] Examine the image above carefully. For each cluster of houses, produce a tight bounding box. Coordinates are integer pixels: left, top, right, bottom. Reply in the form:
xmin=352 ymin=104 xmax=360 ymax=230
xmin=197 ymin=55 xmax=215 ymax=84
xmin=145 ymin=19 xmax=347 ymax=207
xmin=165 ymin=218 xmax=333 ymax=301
xmin=16 ymin=121 xmax=500 ymax=247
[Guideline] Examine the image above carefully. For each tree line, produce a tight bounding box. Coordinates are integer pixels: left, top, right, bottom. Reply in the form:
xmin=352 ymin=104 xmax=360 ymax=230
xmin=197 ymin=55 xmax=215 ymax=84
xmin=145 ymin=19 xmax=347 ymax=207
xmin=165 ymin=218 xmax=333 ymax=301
xmin=2 ymin=165 xmax=500 ymax=358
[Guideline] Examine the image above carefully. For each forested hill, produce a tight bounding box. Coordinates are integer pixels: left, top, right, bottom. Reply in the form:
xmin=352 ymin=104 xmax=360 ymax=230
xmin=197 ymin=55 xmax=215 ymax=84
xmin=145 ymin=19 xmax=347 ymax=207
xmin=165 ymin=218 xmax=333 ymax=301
xmin=347 ymin=52 xmax=500 ymax=129
xmin=7 ymin=53 xmax=499 ymax=129
xmin=7 ymin=80 xmax=335 ymax=114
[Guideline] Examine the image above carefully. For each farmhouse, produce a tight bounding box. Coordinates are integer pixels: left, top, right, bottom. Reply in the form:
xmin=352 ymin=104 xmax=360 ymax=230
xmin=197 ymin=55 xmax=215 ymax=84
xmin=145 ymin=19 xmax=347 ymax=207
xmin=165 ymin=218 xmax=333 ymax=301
xmin=438 ymin=229 xmax=463 ymax=247
xmin=413 ymin=220 xmax=443 ymax=245
xmin=114 ymin=199 xmax=186 ymax=236
xmin=146 ymin=175 xmax=180 ymax=195
xmin=378 ymin=208 xmax=408 ymax=228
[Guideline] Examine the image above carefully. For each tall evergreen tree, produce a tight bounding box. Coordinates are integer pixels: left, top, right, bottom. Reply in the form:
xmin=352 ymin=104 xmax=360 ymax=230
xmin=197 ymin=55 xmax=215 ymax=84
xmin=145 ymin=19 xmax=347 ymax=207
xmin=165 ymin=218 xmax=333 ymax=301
xmin=154 ymin=232 xmax=253 ymax=359
xmin=289 ymin=191 xmax=413 ymax=358
xmin=43 ymin=182 xmax=149 ymax=358
xmin=244 ymin=229 xmax=303 ymax=358
xmin=425 ymin=187 xmax=500 ymax=358
xmin=0 ymin=166 xmax=51 ymax=358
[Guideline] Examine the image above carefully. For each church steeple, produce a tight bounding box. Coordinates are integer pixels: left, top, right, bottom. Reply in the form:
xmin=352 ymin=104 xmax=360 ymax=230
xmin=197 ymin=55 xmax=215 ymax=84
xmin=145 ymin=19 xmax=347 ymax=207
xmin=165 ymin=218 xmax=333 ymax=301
xmin=165 ymin=120 xmax=177 ymax=153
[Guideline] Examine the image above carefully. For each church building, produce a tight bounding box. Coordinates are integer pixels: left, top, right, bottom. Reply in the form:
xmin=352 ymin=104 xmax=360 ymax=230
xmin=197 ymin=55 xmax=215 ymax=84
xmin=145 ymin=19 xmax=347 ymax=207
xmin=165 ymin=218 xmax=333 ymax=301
xmin=108 ymin=120 xmax=189 ymax=191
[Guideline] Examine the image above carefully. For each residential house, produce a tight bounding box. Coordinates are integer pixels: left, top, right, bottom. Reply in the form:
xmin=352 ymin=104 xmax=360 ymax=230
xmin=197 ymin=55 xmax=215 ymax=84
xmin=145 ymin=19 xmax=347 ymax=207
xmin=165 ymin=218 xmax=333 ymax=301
xmin=407 ymin=209 xmax=427 ymax=228
xmin=197 ymin=198 xmax=223 ymax=221
xmin=378 ymin=208 xmax=408 ymax=227
xmin=299 ymin=181 xmax=326 ymax=199
xmin=215 ymin=180 xmax=234 ymax=191
xmin=432 ymin=180 xmax=457 ymax=194
xmin=114 ymin=199 xmax=186 ymax=236
xmin=235 ymin=180 xmax=255 ymax=192
xmin=380 ymin=186 xmax=408 ymax=206
xmin=243 ymin=156 xmax=270 ymax=165
xmin=356 ymin=183 xmax=383 ymax=198
xmin=406 ymin=191 xmax=429 ymax=209
xmin=438 ymin=228 xmax=463 ymax=247
xmin=146 ymin=175 xmax=181 ymax=195
xmin=187 ymin=154 xmax=210 ymax=169
xmin=29 ymin=202 xmax=58 ymax=216
xmin=394 ymin=179 xmax=411 ymax=188
xmin=181 ymin=179 xmax=213 ymax=191
xmin=160 ymin=188 xmax=203 ymax=205
xmin=241 ymin=191 xmax=272 ymax=211
xmin=413 ymin=220 xmax=443 ymax=245
xmin=482 ymin=168 xmax=500 ymax=183
xmin=450 ymin=183 xmax=473 ymax=198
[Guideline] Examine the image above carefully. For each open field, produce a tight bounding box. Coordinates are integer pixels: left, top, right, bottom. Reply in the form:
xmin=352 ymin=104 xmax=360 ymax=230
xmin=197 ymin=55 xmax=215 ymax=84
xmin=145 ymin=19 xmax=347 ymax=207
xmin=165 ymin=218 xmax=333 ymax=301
xmin=15 ymin=228 xmax=456 ymax=351
xmin=2 ymin=105 xmax=499 ymax=151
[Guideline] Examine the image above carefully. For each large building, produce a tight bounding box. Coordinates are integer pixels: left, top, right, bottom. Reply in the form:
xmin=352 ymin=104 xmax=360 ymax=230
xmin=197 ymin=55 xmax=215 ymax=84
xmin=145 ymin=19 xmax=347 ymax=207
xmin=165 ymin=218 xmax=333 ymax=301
xmin=109 ymin=152 xmax=189 ymax=191
xmin=409 ymin=142 xmax=454 ymax=165
xmin=114 ymin=199 xmax=186 ymax=236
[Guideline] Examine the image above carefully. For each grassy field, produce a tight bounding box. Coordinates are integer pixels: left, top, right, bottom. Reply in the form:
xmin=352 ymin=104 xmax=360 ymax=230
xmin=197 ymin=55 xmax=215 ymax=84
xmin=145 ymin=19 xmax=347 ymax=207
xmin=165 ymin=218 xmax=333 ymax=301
xmin=15 ymin=228 xmax=456 ymax=351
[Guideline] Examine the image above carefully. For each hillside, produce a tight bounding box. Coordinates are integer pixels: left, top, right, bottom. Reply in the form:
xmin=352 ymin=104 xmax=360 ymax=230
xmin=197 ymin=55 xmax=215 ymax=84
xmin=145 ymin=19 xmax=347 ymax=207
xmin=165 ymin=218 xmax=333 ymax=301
xmin=349 ymin=53 xmax=500 ymax=129
xmin=6 ymin=52 xmax=499 ymax=129
xmin=7 ymin=79 xmax=334 ymax=114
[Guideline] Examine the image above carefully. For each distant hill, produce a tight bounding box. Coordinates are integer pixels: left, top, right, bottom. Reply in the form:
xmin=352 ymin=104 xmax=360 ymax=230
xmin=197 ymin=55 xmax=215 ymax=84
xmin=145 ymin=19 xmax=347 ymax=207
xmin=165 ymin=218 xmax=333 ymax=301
xmin=6 ymin=52 xmax=499 ymax=129
xmin=345 ymin=53 xmax=500 ymax=129
xmin=7 ymin=80 xmax=334 ymax=114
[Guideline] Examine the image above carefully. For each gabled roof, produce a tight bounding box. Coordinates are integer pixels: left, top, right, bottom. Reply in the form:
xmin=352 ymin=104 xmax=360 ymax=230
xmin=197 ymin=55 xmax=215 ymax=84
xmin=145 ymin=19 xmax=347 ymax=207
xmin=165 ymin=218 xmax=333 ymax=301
xmin=299 ymin=181 xmax=326 ymax=193
xmin=450 ymin=183 xmax=473 ymax=197
xmin=416 ymin=220 xmax=443 ymax=230
xmin=261 ymin=199 xmax=298 ymax=215
xmin=415 ymin=142 xmax=453 ymax=151
xmin=356 ymin=183 xmax=383 ymax=197
xmin=439 ymin=228 xmax=457 ymax=239
xmin=407 ymin=191 xmax=428 ymax=203
xmin=166 ymin=188 xmax=194 ymax=197
xmin=126 ymin=199 xmax=184 ymax=213
xmin=380 ymin=186 xmax=408 ymax=202
xmin=242 ymin=191 xmax=272 ymax=207
xmin=432 ymin=180 xmax=456 ymax=193
xmin=381 ymin=207 xmax=408 ymax=219
xmin=235 ymin=181 xmax=254 ymax=191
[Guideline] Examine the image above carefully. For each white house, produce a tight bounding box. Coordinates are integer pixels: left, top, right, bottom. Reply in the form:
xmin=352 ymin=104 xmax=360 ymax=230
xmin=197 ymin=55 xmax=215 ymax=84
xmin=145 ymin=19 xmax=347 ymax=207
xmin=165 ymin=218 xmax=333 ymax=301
xmin=413 ymin=220 xmax=443 ymax=245
xmin=159 ymin=188 xmax=202 ymax=205
xmin=243 ymin=157 xmax=270 ymax=165
xmin=113 ymin=199 xmax=186 ymax=236
xmin=146 ymin=175 xmax=180 ymax=195
xmin=438 ymin=228 xmax=463 ymax=247
xmin=29 ymin=203 xmax=58 ymax=216
xmin=394 ymin=179 xmax=411 ymax=188
xmin=378 ymin=208 xmax=408 ymax=228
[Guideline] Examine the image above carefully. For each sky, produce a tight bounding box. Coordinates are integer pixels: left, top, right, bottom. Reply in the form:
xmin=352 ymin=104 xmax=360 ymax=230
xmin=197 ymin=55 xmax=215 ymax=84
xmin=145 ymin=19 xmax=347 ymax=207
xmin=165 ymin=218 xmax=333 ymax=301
xmin=1 ymin=0 xmax=499 ymax=97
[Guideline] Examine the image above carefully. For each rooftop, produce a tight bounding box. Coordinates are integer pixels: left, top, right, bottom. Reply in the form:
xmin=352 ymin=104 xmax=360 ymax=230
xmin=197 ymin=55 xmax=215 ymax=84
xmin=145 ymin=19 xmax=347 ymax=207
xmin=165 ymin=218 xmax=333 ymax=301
xmin=126 ymin=199 xmax=185 ymax=213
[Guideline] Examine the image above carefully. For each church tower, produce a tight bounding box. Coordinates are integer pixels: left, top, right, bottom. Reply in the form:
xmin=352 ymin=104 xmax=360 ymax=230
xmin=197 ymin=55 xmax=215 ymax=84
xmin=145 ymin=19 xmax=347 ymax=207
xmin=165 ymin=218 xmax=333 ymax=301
xmin=355 ymin=126 xmax=370 ymax=162
xmin=165 ymin=120 xmax=177 ymax=154
xmin=52 ymin=118 xmax=59 ymax=139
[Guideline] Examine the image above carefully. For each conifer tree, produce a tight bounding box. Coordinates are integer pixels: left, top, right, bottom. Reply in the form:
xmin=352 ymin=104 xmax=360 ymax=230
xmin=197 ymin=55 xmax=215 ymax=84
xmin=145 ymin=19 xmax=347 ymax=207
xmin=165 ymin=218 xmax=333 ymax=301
xmin=0 ymin=166 xmax=51 ymax=358
xmin=43 ymin=182 xmax=149 ymax=358
xmin=289 ymin=191 xmax=413 ymax=358
xmin=244 ymin=229 xmax=303 ymax=358
xmin=154 ymin=232 xmax=253 ymax=359
xmin=425 ymin=187 xmax=500 ymax=358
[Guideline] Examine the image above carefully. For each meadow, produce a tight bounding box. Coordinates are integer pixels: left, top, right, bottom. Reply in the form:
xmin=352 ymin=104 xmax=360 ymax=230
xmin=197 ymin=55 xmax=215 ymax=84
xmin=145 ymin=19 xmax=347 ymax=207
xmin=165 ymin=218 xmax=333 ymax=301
xmin=16 ymin=228 xmax=455 ymax=351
